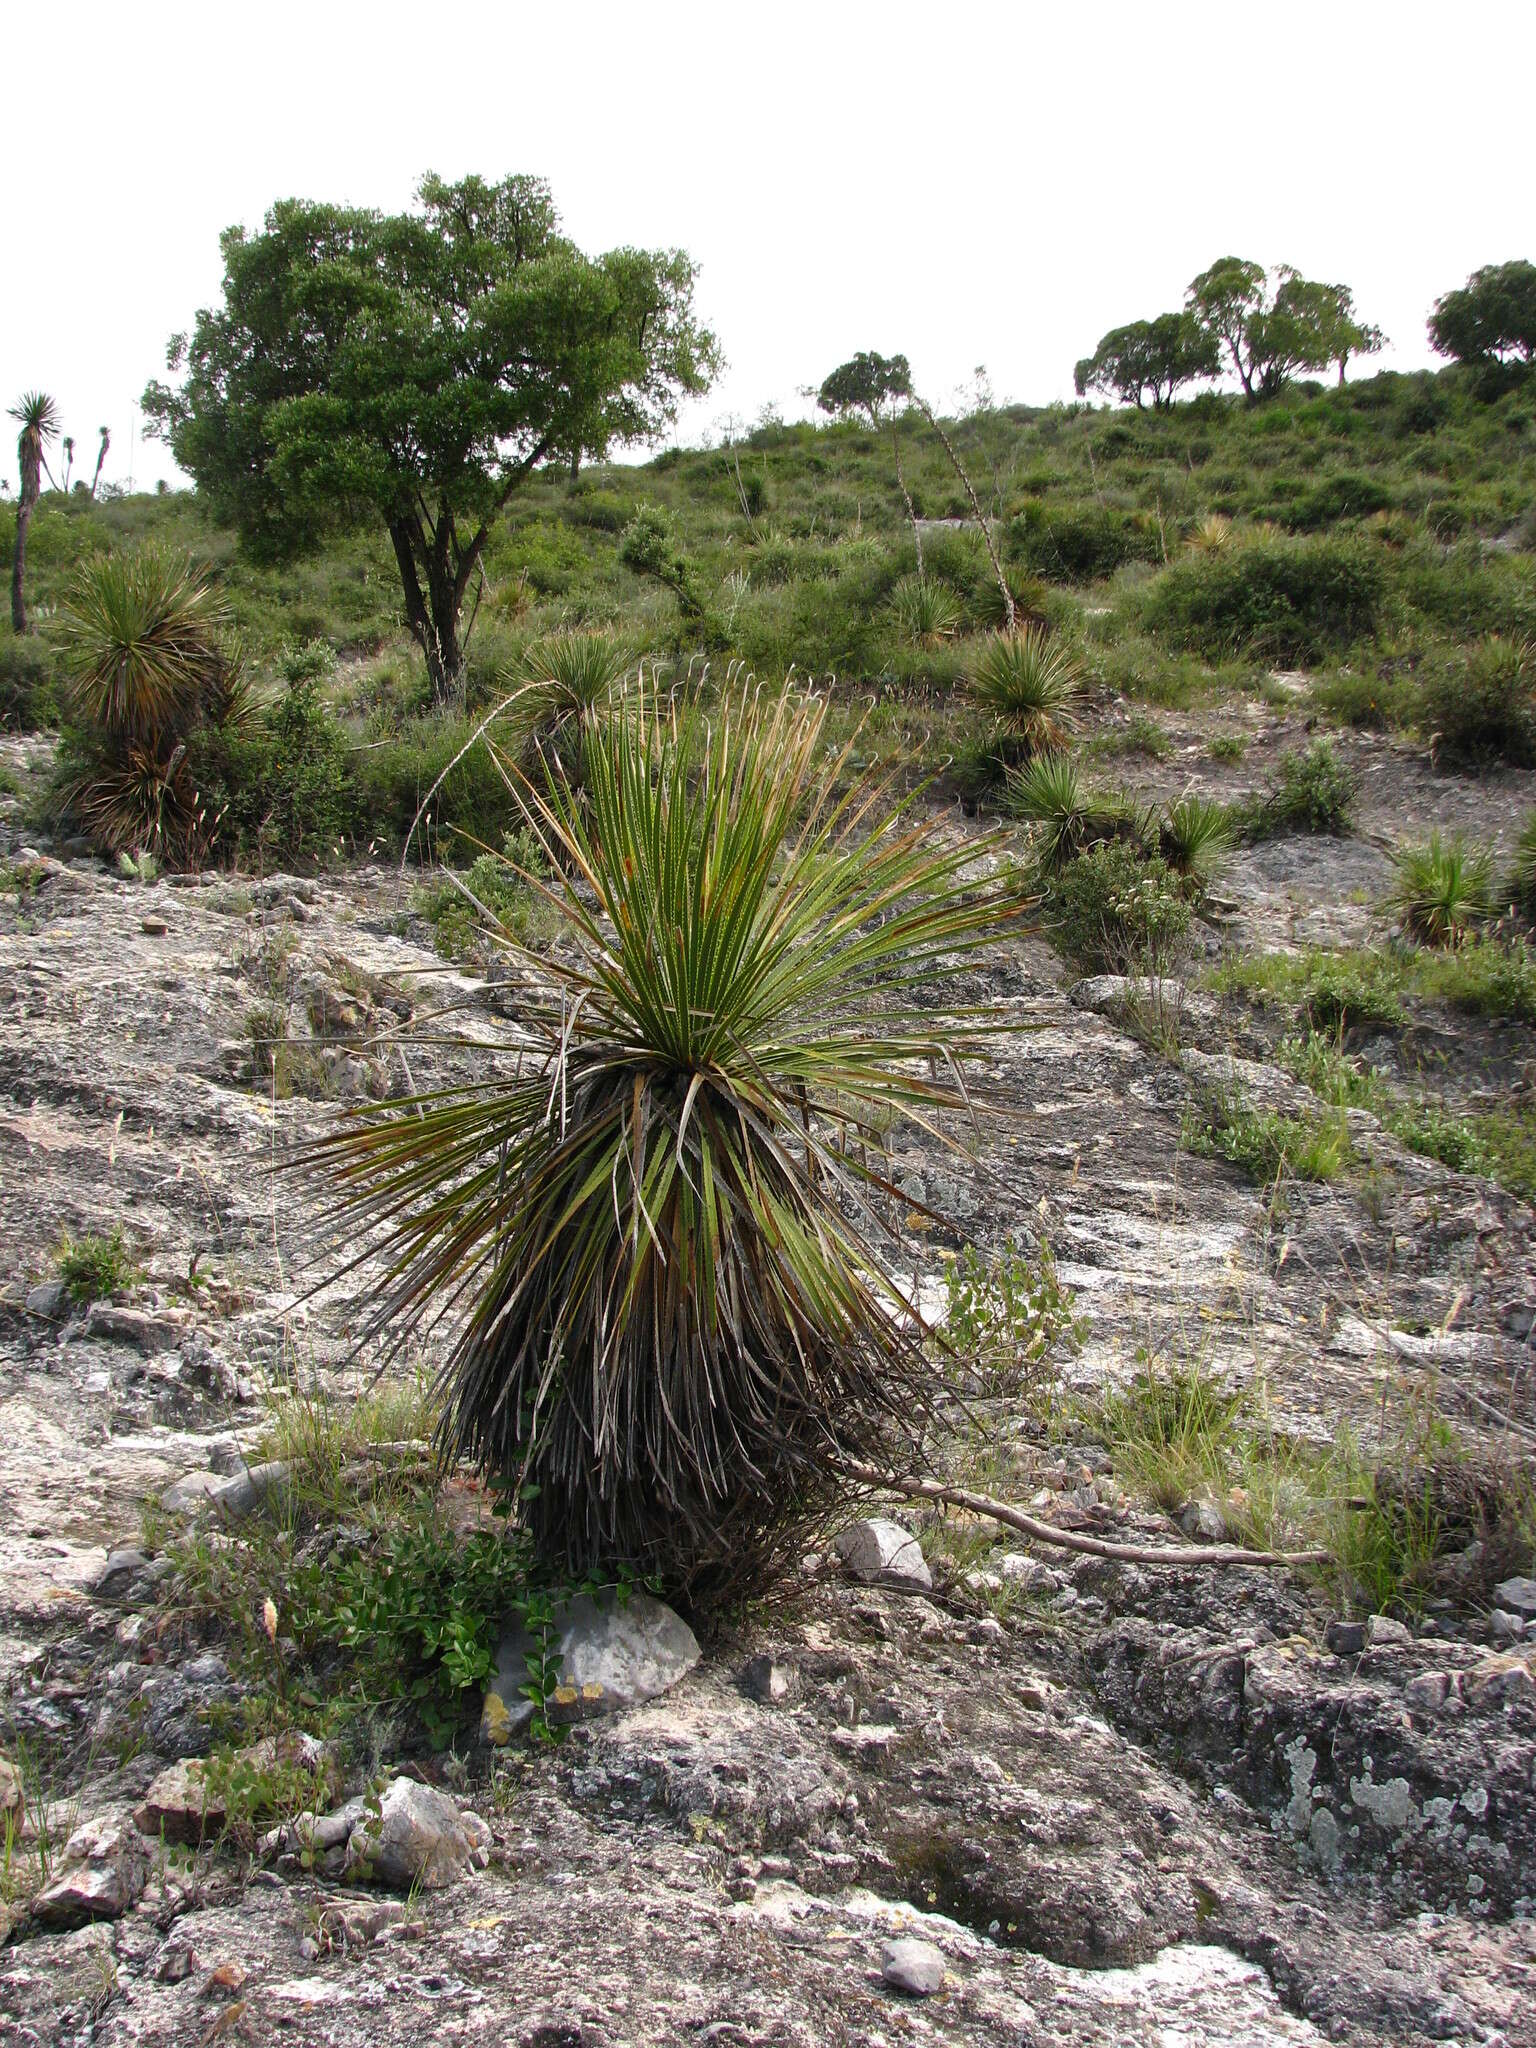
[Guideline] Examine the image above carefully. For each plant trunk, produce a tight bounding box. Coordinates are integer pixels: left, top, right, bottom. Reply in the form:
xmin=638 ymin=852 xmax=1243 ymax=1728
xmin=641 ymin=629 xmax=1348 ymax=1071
xmin=388 ymin=520 xmax=464 ymax=703
xmin=917 ymin=401 xmax=1013 ymax=631
xmin=10 ymin=493 xmax=34 ymax=633
xmin=890 ymin=423 xmax=922 ymax=579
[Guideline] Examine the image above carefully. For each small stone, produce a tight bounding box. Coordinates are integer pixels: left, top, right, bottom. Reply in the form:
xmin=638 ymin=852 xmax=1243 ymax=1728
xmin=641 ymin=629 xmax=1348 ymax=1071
xmin=25 ymin=1280 xmax=67 ymax=1320
xmin=140 ymin=917 xmax=169 ymax=936
xmin=160 ymin=1470 xmax=228 ymax=1513
xmin=1465 ymin=1655 xmax=1536 ymax=1706
xmin=85 ymin=1302 xmax=183 ymax=1354
xmin=1325 ymin=1620 xmax=1366 ymax=1656
xmin=92 ymin=1548 xmax=152 ymax=1599
xmin=832 ymin=1518 xmax=932 ymax=1592
xmin=1365 ymin=1615 xmax=1413 ymax=1650
xmin=1494 ymin=1575 xmax=1536 ymax=1620
xmin=1175 ymin=1500 xmax=1228 ymax=1544
xmin=135 ymin=1759 xmax=224 ymax=1845
xmin=739 ymin=1654 xmax=797 ymax=1705
xmin=210 ymin=1459 xmax=292 ymax=1518
xmin=154 ymin=1940 xmax=199 ymax=1983
xmin=1490 ymin=1610 xmax=1526 ymax=1644
xmin=999 ymin=1553 xmax=1062 ymax=1595
xmin=1403 ymin=1671 xmax=1452 ymax=1714
xmin=34 ymin=1812 xmax=149 ymax=1924
xmin=881 ymin=1936 xmax=947 ymax=1996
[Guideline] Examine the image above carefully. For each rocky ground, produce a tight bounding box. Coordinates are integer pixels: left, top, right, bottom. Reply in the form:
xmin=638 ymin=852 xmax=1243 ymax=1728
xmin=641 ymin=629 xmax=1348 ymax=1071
xmin=1 ymin=711 xmax=1533 ymax=2047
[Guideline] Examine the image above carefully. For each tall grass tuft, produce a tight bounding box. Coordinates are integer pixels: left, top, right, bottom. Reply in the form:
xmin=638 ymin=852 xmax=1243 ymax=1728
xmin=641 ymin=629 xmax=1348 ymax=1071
xmin=304 ymin=680 xmax=1017 ymax=1596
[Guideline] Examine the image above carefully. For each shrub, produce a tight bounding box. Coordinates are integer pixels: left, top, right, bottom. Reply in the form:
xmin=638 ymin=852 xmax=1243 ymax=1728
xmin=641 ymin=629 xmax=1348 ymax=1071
xmin=0 ymin=639 xmax=59 ymax=731
xmin=1008 ymin=502 xmax=1160 ymax=583
xmin=194 ymin=674 xmax=353 ymax=867
xmin=1279 ymin=472 xmax=1394 ymax=531
xmin=1389 ymin=832 xmax=1495 ymax=947
xmin=1421 ymin=635 xmax=1536 ymax=767
xmin=1249 ymin=738 xmax=1356 ymax=837
xmin=1300 ymin=956 xmax=1406 ymax=1035
xmin=970 ymin=625 xmax=1083 ymax=759
xmin=304 ymin=682 xmax=1015 ymax=1596
xmin=1045 ymin=839 xmax=1192 ymax=974
xmin=1185 ymin=1090 xmax=1351 ymax=1184
xmin=1143 ymin=534 xmax=1384 ymax=664
xmin=55 ymin=1227 xmax=137 ymax=1304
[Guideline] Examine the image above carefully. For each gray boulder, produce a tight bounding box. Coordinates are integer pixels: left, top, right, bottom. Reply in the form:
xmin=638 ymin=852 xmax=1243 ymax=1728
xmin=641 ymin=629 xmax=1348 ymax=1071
xmin=481 ymin=1589 xmax=701 ymax=1745
xmin=832 ymin=1517 xmax=932 ymax=1592
xmin=1494 ymin=1575 xmax=1536 ymax=1620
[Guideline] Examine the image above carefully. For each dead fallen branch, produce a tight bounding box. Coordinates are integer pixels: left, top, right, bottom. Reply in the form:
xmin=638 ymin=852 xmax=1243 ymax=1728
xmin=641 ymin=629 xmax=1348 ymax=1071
xmin=843 ymin=1464 xmax=1329 ymax=1569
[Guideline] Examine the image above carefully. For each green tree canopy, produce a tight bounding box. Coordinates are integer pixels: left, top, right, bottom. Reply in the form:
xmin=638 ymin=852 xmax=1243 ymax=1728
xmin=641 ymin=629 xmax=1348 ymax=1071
xmin=1428 ymin=261 xmax=1536 ymax=368
xmin=1073 ymin=313 xmax=1217 ymax=410
xmin=143 ymin=173 xmax=720 ymax=696
xmin=816 ymin=351 xmax=913 ymax=428
xmin=1186 ymin=257 xmax=1368 ymax=400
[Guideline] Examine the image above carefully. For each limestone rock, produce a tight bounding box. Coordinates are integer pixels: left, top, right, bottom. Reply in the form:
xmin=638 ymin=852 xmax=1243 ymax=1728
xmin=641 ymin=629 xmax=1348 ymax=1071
xmin=832 ymin=1518 xmax=932 ymax=1592
xmin=85 ymin=1302 xmax=184 ymax=1354
xmin=999 ymin=1553 xmax=1063 ymax=1595
xmin=881 ymin=1935 xmax=947 ymax=1995
xmin=1365 ymin=1615 xmax=1413 ymax=1650
xmin=345 ymin=1776 xmax=491 ymax=1890
xmin=481 ymin=1589 xmax=700 ymax=1745
xmin=1494 ymin=1575 xmax=1536 ymax=1620
xmin=33 ymin=1812 xmax=149 ymax=1924
xmin=25 ymin=1279 xmax=67 ymax=1320
xmin=1176 ymin=1500 xmax=1228 ymax=1544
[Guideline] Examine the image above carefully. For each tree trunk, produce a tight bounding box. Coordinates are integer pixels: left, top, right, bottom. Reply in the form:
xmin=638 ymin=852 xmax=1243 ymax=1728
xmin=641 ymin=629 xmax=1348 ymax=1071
xmin=388 ymin=520 xmax=463 ymax=703
xmin=10 ymin=493 xmax=35 ymax=634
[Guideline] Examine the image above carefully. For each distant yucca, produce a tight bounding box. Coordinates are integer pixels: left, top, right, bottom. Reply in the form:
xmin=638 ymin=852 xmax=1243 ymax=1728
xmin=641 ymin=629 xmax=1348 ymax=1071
xmin=1159 ymin=794 xmax=1236 ymax=892
xmin=1390 ymin=832 xmax=1495 ymax=948
xmin=970 ymin=624 xmax=1082 ymax=757
xmin=506 ymin=629 xmax=636 ymax=759
xmin=887 ymin=575 xmax=962 ymax=648
xmin=1186 ymin=514 xmax=1234 ymax=555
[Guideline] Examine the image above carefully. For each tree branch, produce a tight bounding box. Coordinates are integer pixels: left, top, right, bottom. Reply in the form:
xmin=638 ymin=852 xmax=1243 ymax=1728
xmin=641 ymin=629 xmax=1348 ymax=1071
xmin=841 ymin=1463 xmax=1328 ymax=1569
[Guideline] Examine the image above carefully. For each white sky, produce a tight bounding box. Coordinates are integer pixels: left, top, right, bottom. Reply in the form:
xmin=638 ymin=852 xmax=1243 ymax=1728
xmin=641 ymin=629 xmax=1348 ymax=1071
xmin=4 ymin=0 xmax=1532 ymax=495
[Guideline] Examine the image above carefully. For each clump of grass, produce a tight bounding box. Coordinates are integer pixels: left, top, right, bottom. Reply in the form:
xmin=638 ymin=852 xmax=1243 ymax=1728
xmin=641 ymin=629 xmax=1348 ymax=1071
xmin=303 ymin=679 xmax=1017 ymax=1598
xmin=970 ymin=624 xmax=1083 ymax=759
xmin=1184 ymin=1087 xmax=1352 ymax=1184
xmin=1081 ymin=713 xmax=1172 ymax=763
xmin=55 ymin=1227 xmax=137 ymax=1305
xmin=1389 ymin=831 xmax=1495 ymax=947
xmin=1507 ymin=811 xmax=1536 ymax=919
xmin=1207 ymin=733 xmax=1248 ymax=763
xmin=887 ymin=575 xmax=962 ymax=648
xmin=1206 ymin=946 xmax=1408 ymax=1035
xmin=1090 ymin=1360 xmax=1245 ymax=1513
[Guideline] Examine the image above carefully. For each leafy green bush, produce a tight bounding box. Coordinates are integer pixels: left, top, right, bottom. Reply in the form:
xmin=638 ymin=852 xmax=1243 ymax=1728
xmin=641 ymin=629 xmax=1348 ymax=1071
xmin=1421 ymin=635 xmax=1536 ymax=767
xmin=55 ymin=1227 xmax=137 ymax=1304
xmin=0 ymin=639 xmax=60 ymax=731
xmin=1045 ymin=839 xmax=1192 ymax=974
xmin=1185 ymin=1090 xmax=1351 ymax=1184
xmin=1008 ymin=502 xmax=1160 ymax=583
xmin=194 ymin=674 xmax=353 ymax=867
xmin=1144 ymin=535 xmax=1384 ymax=664
xmin=1249 ymin=738 xmax=1357 ymax=837
xmin=1277 ymin=472 xmax=1394 ymax=531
